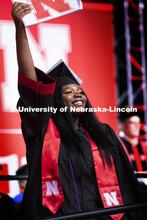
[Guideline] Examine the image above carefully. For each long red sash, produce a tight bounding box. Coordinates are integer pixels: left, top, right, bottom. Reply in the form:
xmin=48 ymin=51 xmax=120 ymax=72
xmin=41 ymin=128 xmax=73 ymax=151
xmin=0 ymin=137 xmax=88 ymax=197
xmin=119 ymin=138 xmax=147 ymax=171
xmin=85 ymin=132 xmax=124 ymax=220
xmin=42 ymin=119 xmax=124 ymax=219
xmin=42 ymin=119 xmax=64 ymax=214
xmin=132 ymin=145 xmax=142 ymax=171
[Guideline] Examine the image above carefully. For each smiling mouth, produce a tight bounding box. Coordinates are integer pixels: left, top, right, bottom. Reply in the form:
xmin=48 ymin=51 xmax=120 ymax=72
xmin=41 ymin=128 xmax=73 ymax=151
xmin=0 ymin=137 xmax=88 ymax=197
xmin=72 ymin=100 xmax=84 ymax=105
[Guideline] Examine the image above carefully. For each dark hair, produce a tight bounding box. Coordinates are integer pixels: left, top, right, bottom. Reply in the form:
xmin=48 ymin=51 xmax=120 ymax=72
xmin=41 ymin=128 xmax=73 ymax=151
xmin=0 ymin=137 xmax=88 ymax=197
xmin=16 ymin=164 xmax=28 ymax=175
xmin=52 ymin=87 xmax=114 ymax=177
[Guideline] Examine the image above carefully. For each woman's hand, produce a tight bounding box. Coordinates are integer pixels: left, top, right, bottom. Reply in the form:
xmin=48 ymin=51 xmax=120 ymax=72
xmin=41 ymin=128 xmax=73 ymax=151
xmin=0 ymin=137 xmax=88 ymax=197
xmin=11 ymin=2 xmax=32 ymax=27
xmin=11 ymin=2 xmax=37 ymax=81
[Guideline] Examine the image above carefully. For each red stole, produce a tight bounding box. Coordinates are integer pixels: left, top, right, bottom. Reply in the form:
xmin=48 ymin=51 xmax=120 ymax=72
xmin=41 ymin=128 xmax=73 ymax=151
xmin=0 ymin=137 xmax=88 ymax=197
xmin=85 ymin=131 xmax=124 ymax=220
xmin=132 ymin=145 xmax=142 ymax=171
xmin=41 ymin=118 xmax=64 ymax=214
xmin=42 ymin=119 xmax=124 ymax=219
xmin=119 ymin=138 xmax=147 ymax=171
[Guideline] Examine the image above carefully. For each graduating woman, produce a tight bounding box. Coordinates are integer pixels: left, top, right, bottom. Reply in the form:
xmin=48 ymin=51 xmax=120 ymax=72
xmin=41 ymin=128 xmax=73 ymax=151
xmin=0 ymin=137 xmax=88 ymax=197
xmin=11 ymin=3 xmax=145 ymax=220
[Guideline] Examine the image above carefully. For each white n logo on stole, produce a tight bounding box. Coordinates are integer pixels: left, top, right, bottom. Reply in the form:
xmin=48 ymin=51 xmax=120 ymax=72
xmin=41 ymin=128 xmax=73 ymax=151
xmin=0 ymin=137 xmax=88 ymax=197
xmin=103 ymin=191 xmax=119 ymax=206
xmin=46 ymin=180 xmax=59 ymax=196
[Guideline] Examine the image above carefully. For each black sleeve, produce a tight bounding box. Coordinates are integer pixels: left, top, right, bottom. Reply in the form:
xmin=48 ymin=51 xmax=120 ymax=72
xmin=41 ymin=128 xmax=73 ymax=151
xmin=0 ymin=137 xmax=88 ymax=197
xmin=17 ymin=68 xmax=56 ymax=145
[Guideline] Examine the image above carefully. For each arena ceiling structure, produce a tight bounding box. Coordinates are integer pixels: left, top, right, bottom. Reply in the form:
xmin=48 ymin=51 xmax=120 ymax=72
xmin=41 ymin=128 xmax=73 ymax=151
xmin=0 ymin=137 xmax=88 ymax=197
xmin=84 ymin=0 xmax=147 ymax=141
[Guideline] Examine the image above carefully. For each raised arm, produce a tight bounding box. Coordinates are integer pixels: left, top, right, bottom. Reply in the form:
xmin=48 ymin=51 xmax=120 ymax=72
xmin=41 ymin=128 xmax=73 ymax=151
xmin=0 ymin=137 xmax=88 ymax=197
xmin=11 ymin=2 xmax=37 ymax=81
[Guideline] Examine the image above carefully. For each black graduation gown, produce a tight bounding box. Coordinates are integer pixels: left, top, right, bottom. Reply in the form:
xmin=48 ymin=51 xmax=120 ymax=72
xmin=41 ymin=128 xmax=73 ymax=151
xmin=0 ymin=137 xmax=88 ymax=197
xmin=17 ymin=69 xmax=145 ymax=220
xmin=119 ymin=137 xmax=147 ymax=171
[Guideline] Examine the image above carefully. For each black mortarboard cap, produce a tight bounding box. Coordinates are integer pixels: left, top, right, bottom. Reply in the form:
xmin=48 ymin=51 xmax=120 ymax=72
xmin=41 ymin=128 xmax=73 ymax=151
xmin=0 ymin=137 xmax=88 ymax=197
xmin=118 ymin=111 xmax=139 ymax=122
xmin=46 ymin=59 xmax=83 ymax=88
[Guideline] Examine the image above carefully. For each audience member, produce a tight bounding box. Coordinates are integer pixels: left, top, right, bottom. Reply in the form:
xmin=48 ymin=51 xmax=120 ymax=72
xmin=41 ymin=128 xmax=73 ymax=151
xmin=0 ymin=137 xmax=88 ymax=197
xmin=13 ymin=164 xmax=28 ymax=206
xmin=119 ymin=112 xmax=147 ymax=172
xmin=0 ymin=165 xmax=19 ymax=219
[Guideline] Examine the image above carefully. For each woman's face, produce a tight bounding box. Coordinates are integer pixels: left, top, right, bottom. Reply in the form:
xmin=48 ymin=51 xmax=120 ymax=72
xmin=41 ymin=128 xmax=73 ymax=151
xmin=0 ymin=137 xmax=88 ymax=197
xmin=62 ymin=84 xmax=87 ymax=115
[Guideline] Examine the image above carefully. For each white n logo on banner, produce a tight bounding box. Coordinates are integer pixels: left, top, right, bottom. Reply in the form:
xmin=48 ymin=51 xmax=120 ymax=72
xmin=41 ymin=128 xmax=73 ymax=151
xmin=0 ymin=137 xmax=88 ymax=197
xmin=0 ymin=21 xmax=71 ymax=112
xmin=0 ymin=154 xmax=19 ymax=197
xmin=46 ymin=180 xmax=59 ymax=196
xmin=103 ymin=191 xmax=119 ymax=206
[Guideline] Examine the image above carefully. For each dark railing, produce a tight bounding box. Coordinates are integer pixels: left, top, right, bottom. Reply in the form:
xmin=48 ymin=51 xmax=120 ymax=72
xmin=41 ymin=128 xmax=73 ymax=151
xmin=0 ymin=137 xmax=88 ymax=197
xmin=0 ymin=174 xmax=146 ymax=220
xmin=0 ymin=175 xmax=28 ymax=181
xmin=44 ymin=203 xmax=147 ymax=220
xmin=0 ymin=172 xmax=146 ymax=181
